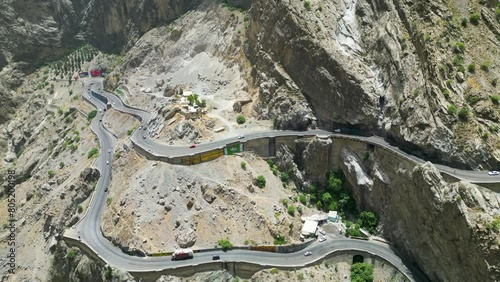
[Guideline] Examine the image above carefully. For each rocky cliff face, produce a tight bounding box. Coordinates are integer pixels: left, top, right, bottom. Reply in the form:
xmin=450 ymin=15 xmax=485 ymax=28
xmin=339 ymin=146 xmax=500 ymax=282
xmin=247 ymin=0 xmax=500 ymax=169
xmin=0 ymin=0 xmax=200 ymax=126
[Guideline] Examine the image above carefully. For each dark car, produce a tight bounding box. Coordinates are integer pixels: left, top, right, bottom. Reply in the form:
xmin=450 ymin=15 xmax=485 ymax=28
xmin=212 ymin=255 xmax=220 ymax=260
xmin=189 ymin=144 xmax=196 ymax=148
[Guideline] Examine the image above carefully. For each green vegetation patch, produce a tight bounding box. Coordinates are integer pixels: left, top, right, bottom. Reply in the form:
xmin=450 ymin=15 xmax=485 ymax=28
xmin=350 ymin=263 xmax=374 ymax=282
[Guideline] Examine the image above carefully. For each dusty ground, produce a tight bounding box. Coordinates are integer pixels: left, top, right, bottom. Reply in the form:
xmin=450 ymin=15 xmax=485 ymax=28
xmin=107 ymin=2 xmax=272 ymax=146
xmin=0 ymin=64 xmax=103 ymax=281
xmin=101 ymin=147 xmax=323 ymax=253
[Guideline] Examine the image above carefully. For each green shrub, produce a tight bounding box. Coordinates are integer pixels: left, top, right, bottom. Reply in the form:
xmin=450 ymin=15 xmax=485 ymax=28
xmin=458 ymin=107 xmax=469 ymax=120
xmin=59 ymin=162 xmax=65 ymax=168
xmin=469 ymin=13 xmax=480 ymax=25
xmin=467 ymin=64 xmax=476 ymax=73
xmin=467 ymin=95 xmax=479 ymax=105
xmin=287 ymin=205 xmax=295 ymax=216
xmin=488 ymin=125 xmax=499 ymax=133
xmin=48 ymin=170 xmax=55 ymax=178
xmin=103 ymin=266 xmax=113 ymax=280
xmin=297 ymin=206 xmax=303 ymax=215
xmin=255 ymin=175 xmax=266 ymax=188
xmin=480 ymin=61 xmax=490 ymax=72
xmin=87 ymin=147 xmax=99 ymax=158
xmin=218 ymin=238 xmax=233 ymax=250
xmin=442 ymin=89 xmax=450 ymax=98
xmin=240 ymin=161 xmax=247 ymax=170
xmin=66 ymin=249 xmax=77 ymax=259
xmin=299 ymin=194 xmax=307 ymax=205
xmin=77 ymin=205 xmax=83 ymax=213
xmin=106 ymin=197 xmax=112 ymax=206
xmin=448 ymin=105 xmax=458 ymax=115
xmin=280 ymin=172 xmax=290 ymax=183
xmin=457 ymin=65 xmax=465 ymax=73
xmin=453 ymin=55 xmax=464 ymax=66
xmin=491 ymin=95 xmax=499 ymax=104
xmin=322 ymin=192 xmax=333 ymax=205
xmin=461 ymin=17 xmax=468 ymax=27
xmin=492 ymin=78 xmax=498 ymax=87
xmin=270 ymin=268 xmax=279 ymax=274
xmin=281 ymin=199 xmax=288 ymax=207
xmin=453 ymin=42 xmax=465 ymax=53
xmin=236 ymin=114 xmax=246 ymax=124
xmin=297 ymin=273 xmax=305 ymax=281
xmin=274 ymin=234 xmax=287 ymax=245
xmin=350 ymin=263 xmax=374 ymax=282
xmin=127 ymin=129 xmax=133 ymax=135
xmin=87 ymin=110 xmax=97 ymax=121
xmin=316 ymin=201 xmax=323 ymax=210
xmin=304 ymin=0 xmax=312 ymax=11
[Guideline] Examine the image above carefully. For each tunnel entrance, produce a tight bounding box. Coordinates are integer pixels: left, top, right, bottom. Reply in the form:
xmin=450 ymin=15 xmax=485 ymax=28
xmin=353 ymin=254 xmax=364 ymax=264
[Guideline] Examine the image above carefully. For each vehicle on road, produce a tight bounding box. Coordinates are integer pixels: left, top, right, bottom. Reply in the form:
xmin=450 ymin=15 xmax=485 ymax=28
xmin=99 ymin=119 xmax=102 ymax=122
xmin=334 ymin=129 xmax=341 ymax=133
xmin=237 ymin=135 xmax=245 ymax=139
xmin=319 ymin=229 xmax=326 ymax=235
xmin=143 ymin=136 xmax=147 ymax=139
xmin=304 ymin=251 xmax=312 ymax=256
xmin=488 ymin=171 xmax=500 ymax=176
xmin=104 ymin=188 xmax=108 ymax=192
xmin=108 ymin=149 xmax=111 ymax=153
xmin=171 ymin=249 xmax=194 ymax=261
xmin=319 ymin=237 xmax=326 ymax=242
xmin=106 ymin=161 xmax=109 ymax=165
xmin=212 ymin=255 xmax=220 ymax=260
xmin=139 ymin=126 xmax=143 ymax=130
xmin=189 ymin=144 xmax=196 ymax=148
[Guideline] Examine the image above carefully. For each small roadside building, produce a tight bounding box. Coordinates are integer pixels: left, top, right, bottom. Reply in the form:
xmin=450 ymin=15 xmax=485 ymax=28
xmin=301 ymin=220 xmax=319 ymax=237
xmin=328 ymin=211 xmax=339 ymax=222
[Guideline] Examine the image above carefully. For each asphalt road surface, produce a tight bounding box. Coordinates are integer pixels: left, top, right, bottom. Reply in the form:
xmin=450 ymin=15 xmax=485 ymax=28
xmin=68 ymin=77 xmax=500 ymax=282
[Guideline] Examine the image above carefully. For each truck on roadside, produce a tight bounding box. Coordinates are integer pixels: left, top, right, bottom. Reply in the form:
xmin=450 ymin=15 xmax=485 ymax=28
xmin=171 ymin=249 xmax=194 ymax=261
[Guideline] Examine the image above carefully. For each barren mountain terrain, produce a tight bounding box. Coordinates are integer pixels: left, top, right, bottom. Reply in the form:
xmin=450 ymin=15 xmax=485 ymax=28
xmin=0 ymin=0 xmax=499 ymax=282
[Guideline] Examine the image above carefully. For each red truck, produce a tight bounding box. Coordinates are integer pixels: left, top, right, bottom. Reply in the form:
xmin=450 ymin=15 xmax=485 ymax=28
xmin=171 ymin=249 xmax=194 ymax=261
xmin=90 ymin=69 xmax=102 ymax=77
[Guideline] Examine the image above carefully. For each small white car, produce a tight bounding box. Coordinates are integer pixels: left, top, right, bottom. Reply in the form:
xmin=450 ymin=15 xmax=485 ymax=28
xmin=106 ymin=161 xmax=109 ymax=165
xmin=334 ymin=129 xmax=341 ymax=133
xmin=319 ymin=230 xmax=326 ymax=235
xmin=237 ymin=135 xmax=245 ymax=139
xmin=319 ymin=237 xmax=326 ymax=242
xmin=107 ymin=149 xmax=111 ymax=153
xmin=488 ymin=171 xmax=500 ymax=176
xmin=304 ymin=251 xmax=312 ymax=256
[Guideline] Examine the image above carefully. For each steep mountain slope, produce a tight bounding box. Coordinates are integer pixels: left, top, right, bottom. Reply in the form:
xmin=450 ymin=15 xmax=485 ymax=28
xmin=248 ymin=0 xmax=500 ymax=169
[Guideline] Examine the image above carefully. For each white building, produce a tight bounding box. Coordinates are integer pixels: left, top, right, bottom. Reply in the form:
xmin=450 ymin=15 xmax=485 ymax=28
xmin=301 ymin=220 xmax=319 ymax=237
xmin=328 ymin=211 xmax=338 ymax=222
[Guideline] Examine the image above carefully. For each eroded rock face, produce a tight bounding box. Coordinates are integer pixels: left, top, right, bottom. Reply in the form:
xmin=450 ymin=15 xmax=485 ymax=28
xmin=339 ymin=147 xmax=500 ymax=282
xmin=247 ymin=0 xmax=500 ymax=169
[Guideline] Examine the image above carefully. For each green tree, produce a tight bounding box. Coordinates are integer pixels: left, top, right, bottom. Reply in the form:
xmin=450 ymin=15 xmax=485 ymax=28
xmin=469 ymin=14 xmax=480 ymax=25
xmin=327 ymin=175 xmax=343 ymax=193
xmin=287 ymin=205 xmax=295 ymax=216
xmin=59 ymin=162 xmax=65 ymax=168
xmin=218 ymin=238 xmax=233 ymax=250
xmin=48 ymin=170 xmax=55 ymax=178
xmin=357 ymin=211 xmax=378 ymax=234
xmin=236 ymin=114 xmax=246 ymax=124
xmin=241 ymin=161 xmax=247 ymax=170
xmin=350 ymin=263 xmax=374 ymax=282
xmin=87 ymin=147 xmax=99 ymax=158
xmin=458 ymin=107 xmax=469 ymax=121
xmin=87 ymin=110 xmax=97 ymax=121
xmin=255 ymin=175 xmax=266 ymax=188
xmin=322 ymin=192 xmax=333 ymax=205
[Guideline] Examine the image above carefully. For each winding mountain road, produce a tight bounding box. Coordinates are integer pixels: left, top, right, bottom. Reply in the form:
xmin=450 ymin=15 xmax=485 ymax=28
xmin=66 ymin=78 xmax=497 ymax=282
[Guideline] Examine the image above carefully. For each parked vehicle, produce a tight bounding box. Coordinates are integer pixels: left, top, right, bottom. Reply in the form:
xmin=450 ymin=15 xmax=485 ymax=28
xmin=319 ymin=236 xmax=326 ymax=242
xmin=171 ymin=249 xmax=194 ymax=261
xmin=189 ymin=144 xmax=196 ymax=148
xmin=488 ymin=171 xmax=500 ymax=176
xmin=304 ymin=251 xmax=312 ymax=256
xmin=237 ymin=135 xmax=245 ymax=139
xmin=212 ymin=255 xmax=220 ymax=260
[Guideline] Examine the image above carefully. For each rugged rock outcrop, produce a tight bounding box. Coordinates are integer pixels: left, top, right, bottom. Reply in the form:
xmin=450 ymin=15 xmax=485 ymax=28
xmin=339 ymin=147 xmax=500 ymax=282
xmin=247 ymin=0 xmax=500 ymax=169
